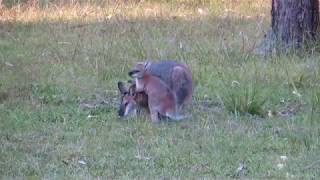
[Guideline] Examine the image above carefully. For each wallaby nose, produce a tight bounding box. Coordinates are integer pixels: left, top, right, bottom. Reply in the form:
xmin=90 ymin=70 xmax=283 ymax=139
xmin=128 ymin=70 xmax=140 ymax=77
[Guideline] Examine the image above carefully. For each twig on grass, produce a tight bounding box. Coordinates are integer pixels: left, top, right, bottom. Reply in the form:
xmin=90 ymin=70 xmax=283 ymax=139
xmin=302 ymin=159 xmax=320 ymax=171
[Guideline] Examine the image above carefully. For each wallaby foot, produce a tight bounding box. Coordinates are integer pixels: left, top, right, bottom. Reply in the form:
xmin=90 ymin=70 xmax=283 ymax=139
xmin=166 ymin=112 xmax=192 ymax=121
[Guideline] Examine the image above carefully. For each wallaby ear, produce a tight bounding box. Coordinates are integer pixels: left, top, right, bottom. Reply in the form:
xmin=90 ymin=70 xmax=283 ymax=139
xmin=144 ymin=61 xmax=152 ymax=70
xmin=127 ymin=80 xmax=136 ymax=95
xmin=128 ymin=84 xmax=137 ymax=95
xmin=118 ymin=81 xmax=128 ymax=94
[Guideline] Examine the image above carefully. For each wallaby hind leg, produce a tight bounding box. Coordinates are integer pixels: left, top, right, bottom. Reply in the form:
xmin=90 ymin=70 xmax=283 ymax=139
xmin=172 ymin=66 xmax=192 ymax=107
xmin=150 ymin=111 xmax=160 ymax=123
xmin=171 ymin=66 xmax=186 ymax=105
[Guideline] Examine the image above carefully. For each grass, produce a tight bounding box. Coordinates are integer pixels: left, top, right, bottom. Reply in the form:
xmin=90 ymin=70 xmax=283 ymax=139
xmin=1 ymin=0 xmax=320 ymax=179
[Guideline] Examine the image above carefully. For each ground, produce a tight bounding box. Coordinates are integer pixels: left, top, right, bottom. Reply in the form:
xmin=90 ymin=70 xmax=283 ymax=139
xmin=0 ymin=0 xmax=320 ymax=179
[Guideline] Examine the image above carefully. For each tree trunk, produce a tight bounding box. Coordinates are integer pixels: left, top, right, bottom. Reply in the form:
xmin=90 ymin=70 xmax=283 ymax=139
xmin=257 ymin=0 xmax=319 ymax=53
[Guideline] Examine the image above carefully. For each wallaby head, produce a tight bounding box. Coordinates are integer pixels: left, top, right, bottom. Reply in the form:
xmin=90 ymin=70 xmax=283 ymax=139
xmin=117 ymin=81 xmax=148 ymax=117
xmin=128 ymin=61 xmax=152 ymax=92
xmin=128 ymin=61 xmax=151 ymax=78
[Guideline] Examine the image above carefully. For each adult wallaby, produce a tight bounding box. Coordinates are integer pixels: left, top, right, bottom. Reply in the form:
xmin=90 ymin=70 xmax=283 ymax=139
xmin=128 ymin=62 xmax=191 ymax=123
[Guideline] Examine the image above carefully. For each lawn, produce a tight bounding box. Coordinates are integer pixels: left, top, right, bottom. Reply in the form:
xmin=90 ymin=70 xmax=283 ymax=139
xmin=0 ymin=0 xmax=319 ymax=179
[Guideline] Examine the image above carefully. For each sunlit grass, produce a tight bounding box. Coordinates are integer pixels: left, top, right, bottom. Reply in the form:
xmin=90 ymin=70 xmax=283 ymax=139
xmin=0 ymin=0 xmax=269 ymax=22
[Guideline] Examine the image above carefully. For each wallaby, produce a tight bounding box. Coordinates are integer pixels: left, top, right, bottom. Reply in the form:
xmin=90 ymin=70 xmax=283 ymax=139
xmin=132 ymin=60 xmax=193 ymax=109
xmin=117 ymin=60 xmax=193 ymax=119
xmin=128 ymin=62 xmax=190 ymax=123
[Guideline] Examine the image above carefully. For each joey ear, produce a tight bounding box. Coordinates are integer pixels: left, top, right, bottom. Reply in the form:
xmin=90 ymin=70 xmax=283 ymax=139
xmin=118 ymin=81 xmax=128 ymax=94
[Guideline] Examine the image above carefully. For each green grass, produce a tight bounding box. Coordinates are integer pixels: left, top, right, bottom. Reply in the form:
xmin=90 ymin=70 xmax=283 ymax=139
xmin=1 ymin=0 xmax=320 ymax=179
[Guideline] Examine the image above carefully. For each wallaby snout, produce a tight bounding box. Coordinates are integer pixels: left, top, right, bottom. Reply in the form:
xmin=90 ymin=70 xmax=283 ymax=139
xmin=128 ymin=70 xmax=140 ymax=78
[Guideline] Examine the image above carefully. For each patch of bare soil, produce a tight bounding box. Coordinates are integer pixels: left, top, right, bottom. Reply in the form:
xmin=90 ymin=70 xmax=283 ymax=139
xmin=277 ymin=100 xmax=305 ymax=117
xmin=0 ymin=85 xmax=32 ymax=103
xmin=195 ymin=97 xmax=224 ymax=113
xmin=78 ymin=90 xmax=118 ymax=110
xmin=268 ymin=100 xmax=305 ymax=118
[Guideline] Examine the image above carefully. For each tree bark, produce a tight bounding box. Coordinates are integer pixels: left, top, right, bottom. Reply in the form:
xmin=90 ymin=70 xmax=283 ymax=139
xmin=257 ymin=0 xmax=319 ymax=53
